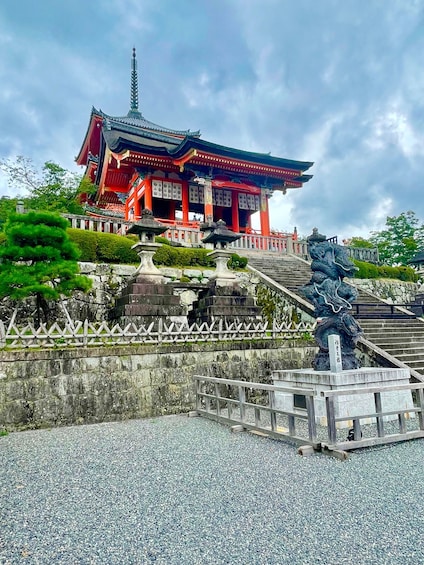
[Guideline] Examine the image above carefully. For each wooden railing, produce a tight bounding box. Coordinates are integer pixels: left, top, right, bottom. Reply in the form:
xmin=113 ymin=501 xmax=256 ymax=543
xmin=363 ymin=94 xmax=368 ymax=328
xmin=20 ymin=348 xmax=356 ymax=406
xmin=193 ymin=375 xmax=319 ymax=447
xmin=193 ymin=376 xmax=424 ymax=454
xmin=322 ymin=382 xmax=424 ymax=451
xmin=0 ymin=319 xmax=316 ymax=350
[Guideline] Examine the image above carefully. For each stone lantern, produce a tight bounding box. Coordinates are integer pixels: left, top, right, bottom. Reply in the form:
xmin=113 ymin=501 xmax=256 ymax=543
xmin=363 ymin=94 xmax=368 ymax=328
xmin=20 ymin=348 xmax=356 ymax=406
xmin=201 ymin=219 xmax=241 ymax=286
xmin=127 ymin=209 xmax=168 ymax=282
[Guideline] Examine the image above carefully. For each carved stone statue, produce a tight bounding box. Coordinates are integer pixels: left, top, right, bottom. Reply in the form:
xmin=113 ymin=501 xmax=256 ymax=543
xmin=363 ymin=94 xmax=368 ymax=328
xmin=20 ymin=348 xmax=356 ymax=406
xmin=301 ymin=228 xmax=363 ymax=371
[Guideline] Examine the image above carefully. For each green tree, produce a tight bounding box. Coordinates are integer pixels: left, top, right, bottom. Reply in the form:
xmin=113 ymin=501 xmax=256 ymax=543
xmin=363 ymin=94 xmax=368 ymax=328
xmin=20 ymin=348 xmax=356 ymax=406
xmin=0 ymin=196 xmax=18 ymax=231
xmin=349 ymin=236 xmax=375 ymax=249
xmin=0 ymin=211 xmax=92 ymax=326
xmin=369 ymin=211 xmax=424 ymax=266
xmin=0 ymin=156 xmax=94 ymax=215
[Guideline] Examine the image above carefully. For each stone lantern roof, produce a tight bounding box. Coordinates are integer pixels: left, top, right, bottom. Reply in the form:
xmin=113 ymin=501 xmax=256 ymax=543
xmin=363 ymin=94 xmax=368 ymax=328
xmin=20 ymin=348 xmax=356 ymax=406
xmin=201 ymin=219 xmax=241 ymax=249
xmin=127 ymin=209 xmax=168 ymax=242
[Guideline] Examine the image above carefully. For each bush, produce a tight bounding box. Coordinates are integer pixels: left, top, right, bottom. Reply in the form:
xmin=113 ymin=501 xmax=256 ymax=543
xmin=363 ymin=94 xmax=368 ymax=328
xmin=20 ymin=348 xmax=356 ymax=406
xmin=67 ymin=229 xmax=98 ymax=262
xmin=155 ymin=236 xmax=171 ymax=246
xmin=228 ymin=253 xmax=248 ymax=270
xmin=353 ymin=260 xmax=417 ymax=282
xmin=67 ymin=229 xmax=218 ymax=267
xmin=153 ymin=245 xmax=215 ymax=267
xmin=96 ymin=233 xmax=138 ymax=263
xmin=67 ymin=229 xmax=138 ymax=263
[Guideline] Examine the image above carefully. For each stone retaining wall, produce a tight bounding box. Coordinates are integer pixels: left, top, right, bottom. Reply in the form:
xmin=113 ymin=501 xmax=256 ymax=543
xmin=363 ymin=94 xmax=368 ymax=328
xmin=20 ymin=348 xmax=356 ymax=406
xmin=351 ymin=278 xmax=418 ymax=304
xmin=0 ymin=341 xmax=316 ymax=431
xmin=0 ymin=263 xmax=260 ymax=325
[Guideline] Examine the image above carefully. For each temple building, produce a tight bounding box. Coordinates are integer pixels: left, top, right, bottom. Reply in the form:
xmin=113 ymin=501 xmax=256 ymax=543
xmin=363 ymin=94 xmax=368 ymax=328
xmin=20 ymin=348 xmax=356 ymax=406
xmin=76 ymin=49 xmax=313 ymax=240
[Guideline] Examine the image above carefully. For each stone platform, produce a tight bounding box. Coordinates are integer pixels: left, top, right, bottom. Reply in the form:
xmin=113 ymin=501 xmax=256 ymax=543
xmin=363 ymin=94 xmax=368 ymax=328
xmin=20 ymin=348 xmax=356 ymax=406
xmin=109 ymin=279 xmax=185 ymax=326
xmin=272 ymin=367 xmax=414 ymax=428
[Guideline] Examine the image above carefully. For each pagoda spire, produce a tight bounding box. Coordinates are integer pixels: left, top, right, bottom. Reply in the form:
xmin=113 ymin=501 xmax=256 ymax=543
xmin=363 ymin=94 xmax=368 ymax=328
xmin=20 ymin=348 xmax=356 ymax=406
xmin=128 ymin=47 xmax=142 ymax=118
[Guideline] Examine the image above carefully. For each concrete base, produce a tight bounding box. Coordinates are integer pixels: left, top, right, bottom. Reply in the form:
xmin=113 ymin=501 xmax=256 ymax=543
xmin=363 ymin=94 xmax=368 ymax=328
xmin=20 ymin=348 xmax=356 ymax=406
xmin=273 ymin=367 xmax=414 ymax=428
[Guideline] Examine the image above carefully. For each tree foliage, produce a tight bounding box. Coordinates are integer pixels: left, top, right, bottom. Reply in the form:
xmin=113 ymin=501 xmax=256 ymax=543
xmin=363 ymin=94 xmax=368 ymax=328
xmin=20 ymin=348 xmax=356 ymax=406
xmin=348 ymin=236 xmax=375 ymax=249
xmin=0 ymin=196 xmax=18 ymax=231
xmin=0 ymin=211 xmax=92 ymax=325
xmin=369 ymin=211 xmax=424 ymax=266
xmin=0 ymin=156 xmax=95 ymax=216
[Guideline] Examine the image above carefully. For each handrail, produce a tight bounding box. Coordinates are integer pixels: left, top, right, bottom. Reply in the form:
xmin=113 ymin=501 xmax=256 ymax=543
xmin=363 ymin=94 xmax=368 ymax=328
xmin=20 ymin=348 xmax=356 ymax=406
xmin=193 ymin=375 xmax=319 ymax=447
xmin=353 ymin=303 xmax=417 ymax=318
xmin=321 ymin=381 xmax=424 ymax=450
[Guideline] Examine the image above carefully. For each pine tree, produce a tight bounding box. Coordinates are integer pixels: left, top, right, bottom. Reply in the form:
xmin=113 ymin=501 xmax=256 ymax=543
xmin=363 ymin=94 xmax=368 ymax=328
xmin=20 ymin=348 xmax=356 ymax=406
xmin=0 ymin=211 xmax=92 ymax=326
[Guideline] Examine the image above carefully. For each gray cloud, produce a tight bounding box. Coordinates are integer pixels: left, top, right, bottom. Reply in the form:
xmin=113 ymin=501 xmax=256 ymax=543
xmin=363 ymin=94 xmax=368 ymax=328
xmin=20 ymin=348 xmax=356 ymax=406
xmin=1 ymin=0 xmax=423 ymax=240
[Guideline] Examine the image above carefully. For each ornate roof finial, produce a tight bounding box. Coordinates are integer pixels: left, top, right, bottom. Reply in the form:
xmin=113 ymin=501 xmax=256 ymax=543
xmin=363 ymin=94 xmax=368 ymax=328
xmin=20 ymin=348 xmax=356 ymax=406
xmin=128 ymin=47 xmax=142 ymax=118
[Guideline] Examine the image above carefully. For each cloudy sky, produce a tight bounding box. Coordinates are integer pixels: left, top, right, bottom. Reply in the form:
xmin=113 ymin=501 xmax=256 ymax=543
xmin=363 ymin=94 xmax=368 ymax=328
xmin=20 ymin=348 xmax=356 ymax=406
xmin=1 ymin=0 xmax=423 ymax=240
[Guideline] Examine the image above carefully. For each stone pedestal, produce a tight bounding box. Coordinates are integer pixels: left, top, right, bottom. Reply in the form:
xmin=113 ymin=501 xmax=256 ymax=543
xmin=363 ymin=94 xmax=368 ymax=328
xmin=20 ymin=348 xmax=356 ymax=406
xmin=207 ymin=248 xmax=237 ymax=286
xmin=109 ymin=278 xmax=185 ymax=327
xmin=188 ymin=282 xmax=262 ymax=325
xmin=272 ymin=367 xmax=414 ymax=428
xmin=132 ymin=241 xmax=164 ymax=283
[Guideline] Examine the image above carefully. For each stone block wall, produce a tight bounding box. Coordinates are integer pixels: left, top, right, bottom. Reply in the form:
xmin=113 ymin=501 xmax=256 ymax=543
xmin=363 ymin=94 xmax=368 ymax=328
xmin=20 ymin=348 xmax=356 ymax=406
xmin=351 ymin=278 xmax=418 ymax=304
xmin=0 ymin=342 xmax=316 ymax=431
xmin=0 ymin=263 xmax=260 ymax=325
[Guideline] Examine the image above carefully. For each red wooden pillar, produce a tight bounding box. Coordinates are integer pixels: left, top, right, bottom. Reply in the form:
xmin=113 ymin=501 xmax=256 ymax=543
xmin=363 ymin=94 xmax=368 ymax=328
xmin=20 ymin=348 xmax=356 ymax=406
xmin=260 ymin=190 xmax=270 ymax=237
xmin=144 ymin=178 xmax=153 ymax=211
xmin=182 ymin=180 xmax=189 ymax=224
xmin=169 ymin=200 xmax=176 ymax=221
xmin=203 ymin=178 xmax=213 ymax=223
xmin=134 ymin=192 xmax=141 ymax=220
xmin=231 ymin=191 xmax=239 ymax=232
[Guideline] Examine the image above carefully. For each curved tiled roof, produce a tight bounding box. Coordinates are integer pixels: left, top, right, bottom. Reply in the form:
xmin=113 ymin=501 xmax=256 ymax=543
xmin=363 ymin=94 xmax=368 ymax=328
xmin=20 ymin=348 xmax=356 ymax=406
xmin=95 ymin=107 xmax=200 ymax=138
xmin=409 ymin=251 xmax=424 ymax=265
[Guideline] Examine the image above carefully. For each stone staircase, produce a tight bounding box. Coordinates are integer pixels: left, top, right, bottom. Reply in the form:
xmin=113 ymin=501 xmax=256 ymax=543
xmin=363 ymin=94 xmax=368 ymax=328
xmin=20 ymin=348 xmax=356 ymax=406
xmin=246 ymin=253 xmax=312 ymax=294
xmin=246 ymin=253 xmax=424 ymax=380
xmin=246 ymin=253 xmax=383 ymax=307
xmin=359 ymin=319 xmax=424 ymax=374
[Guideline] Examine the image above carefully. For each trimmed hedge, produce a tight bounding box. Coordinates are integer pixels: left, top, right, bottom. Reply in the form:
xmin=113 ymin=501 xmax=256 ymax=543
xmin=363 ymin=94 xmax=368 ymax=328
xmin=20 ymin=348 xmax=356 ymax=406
xmin=66 ymin=229 xmax=216 ymax=267
xmin=153 ymin=245 xmax=215 ymax=267
xmin=354 ymin=260 xmax=418 ymax=282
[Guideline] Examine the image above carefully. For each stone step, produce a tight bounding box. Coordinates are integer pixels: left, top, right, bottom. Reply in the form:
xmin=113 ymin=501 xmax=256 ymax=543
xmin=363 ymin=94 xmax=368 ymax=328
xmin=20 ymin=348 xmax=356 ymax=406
xmin=360 ymin=320 xmax=422 ymax=327
xmin=380 ymin=342 xmax=424 ymax=352
xmin=364 ymin=328 xmax=424 ymax=337
xmin=364 ymin=336 xmax=424 ymax=346
xmin=400 ymin=359 xmax=424 ymax=370
xmin=394 ymin=352 xmax=424 ymax=363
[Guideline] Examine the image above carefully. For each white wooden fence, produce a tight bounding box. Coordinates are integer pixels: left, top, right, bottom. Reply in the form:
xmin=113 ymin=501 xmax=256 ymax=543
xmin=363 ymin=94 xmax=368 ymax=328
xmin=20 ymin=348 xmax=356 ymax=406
xmin=0 ymin=319 xmax=316 ymax=350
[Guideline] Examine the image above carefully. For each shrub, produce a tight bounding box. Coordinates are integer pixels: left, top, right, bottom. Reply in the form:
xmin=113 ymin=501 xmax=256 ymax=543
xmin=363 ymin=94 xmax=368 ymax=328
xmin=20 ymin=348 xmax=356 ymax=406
xmin=155 ymin=236 xmax=171 ymax=246
xmin=67 ymin=229 xmax=98 ymax=262
xmin=228 ymin=253 xmax=248 ymax=270
xmin=153 ymin=245 xmax=214 ymax=267
xmin=96 ymin=233 xmax=138 ymax=263
xmin=353 ymin=260 xmax=417 ymax=282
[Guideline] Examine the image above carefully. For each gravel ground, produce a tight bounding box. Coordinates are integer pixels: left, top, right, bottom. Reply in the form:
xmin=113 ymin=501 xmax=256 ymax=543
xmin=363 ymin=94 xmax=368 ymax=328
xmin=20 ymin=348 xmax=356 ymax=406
xmin=2 ymin=416 xmax=424 ymax=565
